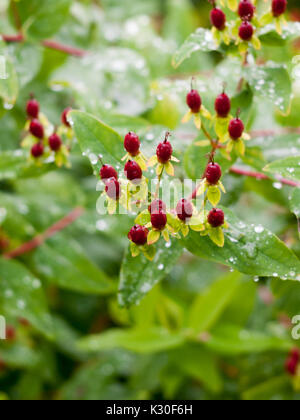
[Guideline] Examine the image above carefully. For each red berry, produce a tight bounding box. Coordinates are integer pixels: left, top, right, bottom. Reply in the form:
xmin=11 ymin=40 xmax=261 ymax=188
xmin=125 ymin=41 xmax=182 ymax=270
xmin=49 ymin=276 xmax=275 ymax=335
xmin=30 ymin=119 xmax=44 ymax=139
xmin=215 ymin=93 xmax=231 ymax=118
xmin=128 ymin=225 xmax=149 ymax=246
xmin=208 ymin=208 xmax=225 ymax=228
xmin=229 ymin=118 xmax=244 ymax=140
xmin=26 ymin=99 xmax=39 ymax=119
xmin=285 ymin=357 xmax=299 ymax=376
xmin=31 ymin=142 xmax=44 ymax=158
xmin=176 ymin=199 xmax=193 ymax=222
xmin=100 ymin=164 xmax=118 ymax=181
xmin=124 ymin=160 xmax=143 ymax=182
xmin=148 ymin=200 xmax=167 ymax=215
xmin=186 ymin=89 xmax=202 ymax=113
xmin=238 ymin=0 xmax=255 ymax=21
xmin=151 ymin=212 xmax=167 ymax=231
xmin=289 ymin=348 xmax=300 ymax=361
xmin=124 ymin=132 xmax=140 ymax=157
xmin=210 ymin=8 xmax=226 ymax=30
xmin=239 ymin=21 xmax=254 ymax=41
xmin=105 ymin=178 xmax=121 ymax=200
xmin=272 ymin=0 xmax=287 ymax=17
xmin=48 ymin=133 xmax=62 ymax=151
xmin=205 ymin=162 xmax=222 ymax=185
xmin=156 ymin=140 xmax=173 ymax=164
xmin=62 ymin=107 xmax=72 ymax=127
xmin=6 ymin=326 xmax=16 ymax=341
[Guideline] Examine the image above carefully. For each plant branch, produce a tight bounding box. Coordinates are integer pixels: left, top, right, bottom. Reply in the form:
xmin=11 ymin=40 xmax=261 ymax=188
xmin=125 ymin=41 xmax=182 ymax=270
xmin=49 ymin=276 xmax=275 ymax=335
xmin=3 ymin=207 xmax=85 ymax=260
xmin=229 ymin=167 xmax=300 ymax=187
xmin=1 ymin=33 xmax=87 ymax=57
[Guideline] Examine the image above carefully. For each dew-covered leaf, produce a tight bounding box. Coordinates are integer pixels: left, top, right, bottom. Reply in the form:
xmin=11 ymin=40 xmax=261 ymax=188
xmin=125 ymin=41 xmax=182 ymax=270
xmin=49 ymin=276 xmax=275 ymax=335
xmin=244 ymin=64 xmax=292 ymax=113
xmin=0 ymin=258 xmax=53 ymax=338
xmin=119 ymin=239 xmax=183 ymax=307
xmin=69 ymin=110 xmax=123 ymax=174
xmin=32 ymin=233 xmax=116 ymax=295
xmin=264 ymin=156 xmax=300 ymax=183
xmin=183 ymin=207 xmax=300 ymax=280
xmin=172 ymin=28 xmax=217 ymax=68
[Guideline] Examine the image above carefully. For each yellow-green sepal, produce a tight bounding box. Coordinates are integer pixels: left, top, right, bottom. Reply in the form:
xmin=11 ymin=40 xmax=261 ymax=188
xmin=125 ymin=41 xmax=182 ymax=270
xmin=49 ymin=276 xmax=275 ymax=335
xmin=208 ymin=227 xmax=225 ymax=247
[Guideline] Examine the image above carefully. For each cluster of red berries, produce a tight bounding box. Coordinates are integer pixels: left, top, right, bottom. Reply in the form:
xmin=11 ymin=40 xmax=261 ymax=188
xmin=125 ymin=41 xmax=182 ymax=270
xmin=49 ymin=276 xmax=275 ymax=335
xmin=210 ymin=0 xmax=287 ymax=43
xmin=99 ymin=132 xmax=175 ymax=202
xmin=285 ymin=348 xmax=300 ymax=376
xmin=26 ymin=97 xmax=71 ymax=159
xmin=187 ymin=87 xmax=245 ymax=141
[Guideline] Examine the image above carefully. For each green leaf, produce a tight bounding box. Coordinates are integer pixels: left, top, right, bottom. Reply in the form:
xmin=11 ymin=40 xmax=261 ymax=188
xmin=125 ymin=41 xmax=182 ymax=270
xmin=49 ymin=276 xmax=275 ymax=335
xmin=264 ymin=156 xmax=300 ymax=183
xmin=258 ymin=22 xmax=300 ymax=46
xmin=172 ymin=28 xmax=217 ymax=68
xmin=290 ymin=188 xmax=300 ymax=220
xmin=0 ymin=52 xmax=18 ymax=110
xmin=169 ymin=344 xmax=223 ymax=393
xmin=251 ymin=133 xmax=300 ymax=163
xmin=204 ymin=324 xmax=292 ymax=355
xmin=32 ymin=233 xmax=116 ymax=295
xmin=183 ymin=207 xmax=300 ymax=280
xmin=69 ymin=110 xmax=123 ymax=174
xmin=78 ymin=327 xmax=185 ymax=354
xmin=15 ymin=0 xmax=72 ymax=39
xmin=188 ymin=272 xmax=241 ymax=334
xmin=242 ymin=376 xmax=291 ymax=401
xmin=244 ymin=64 xmax=292 ymax=113
xmin=119 ymin=239 xmax=183 ymax=307
xmin=0 ymin=150 xmax=54 ymax=181
xmin=0 ymin=258 xmax=53 ymax=338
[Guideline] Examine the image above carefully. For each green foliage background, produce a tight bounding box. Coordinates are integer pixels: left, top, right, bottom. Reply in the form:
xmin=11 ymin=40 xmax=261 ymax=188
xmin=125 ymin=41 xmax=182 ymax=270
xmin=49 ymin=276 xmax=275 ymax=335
xmin=0 ymin=0 xmax=300 ymax=400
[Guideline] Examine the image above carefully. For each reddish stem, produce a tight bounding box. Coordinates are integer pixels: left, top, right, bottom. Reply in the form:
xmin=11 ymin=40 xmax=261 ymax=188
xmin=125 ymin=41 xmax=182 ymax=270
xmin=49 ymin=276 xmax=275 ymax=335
xmin=42 ymin=40 xmax=87 ymax=57
xmin=229 ymin=167 xmax=300 ymax=187
xmin=1 ymin=33 xmax=87 ymax=57
xmin=2 ymin=33 xmax=24 ymax=42
xmin=3 ymin=207 xmax=85 ymax=259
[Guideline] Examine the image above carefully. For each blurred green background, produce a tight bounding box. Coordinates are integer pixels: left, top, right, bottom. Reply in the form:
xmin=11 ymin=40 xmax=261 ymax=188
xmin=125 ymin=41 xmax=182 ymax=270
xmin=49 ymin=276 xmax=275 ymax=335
xmin=0 ymin=0 xmax=300 ymax=401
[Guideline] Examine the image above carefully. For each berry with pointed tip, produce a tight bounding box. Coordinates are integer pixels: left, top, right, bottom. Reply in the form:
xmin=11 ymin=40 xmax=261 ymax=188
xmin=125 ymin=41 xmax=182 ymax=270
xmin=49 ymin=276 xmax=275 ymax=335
xmin=208 ymin=208 xmax=225 ymax=228
xmin=156 ymin=140 xmax=173 ymax=164
xmin=105 ymin=178 xmax=121 ymax=200
xmin=124 ymin=132 xmax=140 ymax=157
xmin=26 ymin=99 xmax=39 ymax=119
xmin=124 ymin=160 xmax=143 ymax=182
xmin=128 ymin=225 xmax=149 ymax=246
xmin=100 ymin=164 xmax=118 ymax=181
xmin=62 ymin=107 xmax=72 ymax=127
xmin=210 ymin=8 xmax=226 ymax=30
xmin=31 ymin=142 xmax=44 ymax=158
xmin=148 ymin=200 xmax=167 ymax=215
xmin=215 ymin=93 xmax=231 ymax=118
xmin=48 ymin=133 xmax=62 ymax=151
xmin=272 ymin=0 xmax=287 ymax=17
xmin=6 ymin=326 xmax=16 ymax=341
xmin=176 ymin=199 xmax=193 ymax=222
xmin=186 ymin=89 xmax=202 ymax=113
xmin=229 ymin=118 xmax=245 ymax=140
xmin=151 ymin=212 xmax=167 ymax=231
xmin=238 ymin=0 xmax=255 ymax=21
xmin=205 ymin=162 xmax=222 ymax=185
xmin=30 ymin=119 xmax=44 ymax=139
xmin=239 ymin=21 xmax=254 ymax=41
